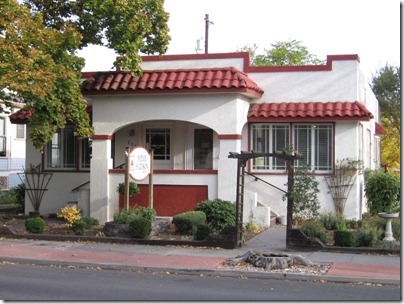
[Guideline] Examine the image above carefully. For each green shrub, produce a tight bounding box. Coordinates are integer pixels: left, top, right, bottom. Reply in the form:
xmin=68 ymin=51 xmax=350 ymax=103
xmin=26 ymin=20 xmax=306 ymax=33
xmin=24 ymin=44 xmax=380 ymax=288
xmin=334 ymin=230 xmax=355 ymax=247
xmin=72 ymin=220 xmax=86 ymax=235
xmin=81 ymin=216 xmax=99 ymax=229
xmin=131 ymin=206 xmax=156 ymax=222
xmin=299 ymin=220 xmax=328 ymax=244
xmin=195 ymin=199 xmax=235 ymax=231
xmin=114 ymin=207 xmax=156 ymax=224
xmin=173 ymin=211 xmax=206 ymax=227
xmin=25 ymin=217 xmax=45 ymax=234
xmin=392 ymin=218 xmax=400 ymax=241
xmin=194 ymin=224 xmax=212 ymax=241
xmin=172 ymin=217 xmax=193 ymax=235
xmin=285 ymin=164 xmax=320 ymax=221
xmin=117 ymin=181 xmax=140 ymax=197
xmin=355 ymin=229 xmax=378 ymax=247
xmin=128 ymin=217 xmax=151 ymax=238
xmin=365 ymin=170 xmax=400 ymax=215
xmin=319 ymin=213 xmax=347 ymax=230
xmin=0 ymin=183 xmax=25 ymax=213
xmin=361 ymin=215 xmax=385 ymax=232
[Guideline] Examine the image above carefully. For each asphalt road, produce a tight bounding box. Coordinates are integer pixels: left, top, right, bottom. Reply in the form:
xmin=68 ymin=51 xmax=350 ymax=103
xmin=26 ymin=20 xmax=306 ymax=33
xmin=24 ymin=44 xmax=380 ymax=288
xmin=0 ymin=263 xmax=400 ymax=301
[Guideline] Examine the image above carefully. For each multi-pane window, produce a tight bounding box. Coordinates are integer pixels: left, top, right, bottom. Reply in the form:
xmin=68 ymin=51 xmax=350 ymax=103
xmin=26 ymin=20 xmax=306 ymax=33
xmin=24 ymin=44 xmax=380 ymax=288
xmin=251 ymin=124 xmax=289 ymax=171
xmin=251 ymin=123 xmax=333 ymax=172
xmin=294 ymin=124 xmax=333 ymax=171
xmin=16 ymin=124 xmax=25 ymax=139
xmin=0 ymin=118 xmax=5 ymax=156
xmin=194 ymin=129 xmax=213 ymax=169
xmin=146 ymin=128 xmax=170 ymax=160
xmin=44 ymin=125 xmax=91 ymax=171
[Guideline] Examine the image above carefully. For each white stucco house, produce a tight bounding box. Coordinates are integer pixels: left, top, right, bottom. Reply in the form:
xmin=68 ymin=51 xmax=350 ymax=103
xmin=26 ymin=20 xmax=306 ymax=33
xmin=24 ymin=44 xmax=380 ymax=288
xmin=0 ymin=101 xmax=26 ymax=190
xmin=11 ymin=52 xmax=384 ymax=226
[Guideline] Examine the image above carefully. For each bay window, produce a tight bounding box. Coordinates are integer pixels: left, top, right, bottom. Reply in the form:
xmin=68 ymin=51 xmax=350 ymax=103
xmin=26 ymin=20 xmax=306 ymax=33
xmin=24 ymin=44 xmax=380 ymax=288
xmin=251 ymin=123 xmax=333 ymax=172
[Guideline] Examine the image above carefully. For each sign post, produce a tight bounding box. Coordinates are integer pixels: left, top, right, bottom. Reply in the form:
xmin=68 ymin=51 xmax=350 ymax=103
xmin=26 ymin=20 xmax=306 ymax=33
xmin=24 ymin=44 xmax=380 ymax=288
xmin=123 ymin=146 xmax=151 ymax=210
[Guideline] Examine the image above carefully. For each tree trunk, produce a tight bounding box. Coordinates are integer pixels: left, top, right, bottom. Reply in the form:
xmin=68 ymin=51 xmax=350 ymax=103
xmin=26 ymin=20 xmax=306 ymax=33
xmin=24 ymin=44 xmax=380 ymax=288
xmin=224 ymin=250 xmax=315 ymax=270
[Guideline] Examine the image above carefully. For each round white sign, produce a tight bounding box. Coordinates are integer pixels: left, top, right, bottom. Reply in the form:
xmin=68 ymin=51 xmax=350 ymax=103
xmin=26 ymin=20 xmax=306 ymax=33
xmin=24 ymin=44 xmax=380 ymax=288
xmin=129 ymin=146 xmax=151 ymax=181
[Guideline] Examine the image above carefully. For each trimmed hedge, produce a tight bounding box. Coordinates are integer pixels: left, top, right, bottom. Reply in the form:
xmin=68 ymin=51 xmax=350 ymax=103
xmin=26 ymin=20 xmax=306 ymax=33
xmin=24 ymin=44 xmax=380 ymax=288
xmin=128 ymin=217 xmax=151 ymax=238
xmin=334 ymin=230 xmax=355 ymax=247
xmin=172 ymin=211 xmax=206 ymax=235
xmin=25 ymin=217 xmax=45 ymax=234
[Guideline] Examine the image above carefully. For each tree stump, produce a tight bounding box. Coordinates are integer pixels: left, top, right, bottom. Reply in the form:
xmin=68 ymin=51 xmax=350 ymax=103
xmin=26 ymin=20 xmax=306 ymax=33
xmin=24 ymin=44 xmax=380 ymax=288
xmin=224 ymin=250 xmax=315 ymax=270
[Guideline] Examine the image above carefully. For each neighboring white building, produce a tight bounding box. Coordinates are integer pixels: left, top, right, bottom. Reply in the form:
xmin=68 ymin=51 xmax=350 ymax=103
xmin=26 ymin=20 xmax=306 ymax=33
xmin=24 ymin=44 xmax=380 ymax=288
xmin=11 ymin=52 xmax=383 ymax=226
xmin=0 ymin=102 xmax=26 ymax=190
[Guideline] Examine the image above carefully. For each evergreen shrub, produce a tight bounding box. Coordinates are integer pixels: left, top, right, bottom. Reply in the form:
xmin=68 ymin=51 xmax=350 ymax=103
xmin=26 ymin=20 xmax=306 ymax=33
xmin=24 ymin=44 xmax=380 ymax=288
xmin=128 ymin=217 xmax=151 ymax=238
xmin=72 ymin=220 xmax=86 ymax=235
xmin=194 ymin=224 xmax=212 ymax=241
xmin=334 ymin=230 xmax=355 ymax=247
xmin=195 ymin=199 xmax=235 ymax=231
xmin=81 ymin=216 xmax=99 ymax=229
xmin=25 ymin=217 xmax=45 ymax=234
xmin=172 ymin=217 xmax=193 ymax=235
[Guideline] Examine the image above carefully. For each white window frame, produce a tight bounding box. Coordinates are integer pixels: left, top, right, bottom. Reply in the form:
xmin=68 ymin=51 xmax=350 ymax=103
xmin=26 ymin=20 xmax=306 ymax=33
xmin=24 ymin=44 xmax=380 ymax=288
xmin=294 ymin=124 xmax=333 ymax=172
xmin=44 ymin=126 xmax=91 ymax=171
xmin=251 ymin=123 xmax=290 ymax=172
xmin=15 ymin=124 xmax=25 ymax=140
xmin=0 ymin=117 xmax=5 ymax=157
xmin=250 ymin=123 xmax=333 ymax=173
xmin=144 ymin=126 xmax=171 ymax=169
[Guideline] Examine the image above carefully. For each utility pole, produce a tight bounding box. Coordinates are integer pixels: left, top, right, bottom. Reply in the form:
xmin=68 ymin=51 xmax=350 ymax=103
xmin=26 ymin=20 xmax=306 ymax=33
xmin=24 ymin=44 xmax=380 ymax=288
xmin=204 ymin=14 xmax=213 ymax=54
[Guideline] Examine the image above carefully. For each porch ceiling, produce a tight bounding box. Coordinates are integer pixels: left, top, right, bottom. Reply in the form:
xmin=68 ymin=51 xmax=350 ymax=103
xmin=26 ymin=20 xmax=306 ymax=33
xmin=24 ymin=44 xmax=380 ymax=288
xmin=81 ymin=67 xmax=264 ymax=97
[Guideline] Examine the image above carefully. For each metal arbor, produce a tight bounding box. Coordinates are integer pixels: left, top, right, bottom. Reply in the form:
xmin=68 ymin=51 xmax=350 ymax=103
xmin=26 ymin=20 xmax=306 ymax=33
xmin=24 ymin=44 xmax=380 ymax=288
xmin=228 ymin=150 xmax=302 ymax=247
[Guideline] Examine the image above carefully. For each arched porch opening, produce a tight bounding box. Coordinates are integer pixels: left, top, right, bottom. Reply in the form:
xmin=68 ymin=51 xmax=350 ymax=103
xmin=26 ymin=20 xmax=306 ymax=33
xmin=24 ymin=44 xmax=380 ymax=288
xmin=108 ymin=119 xmax=220 ymax=216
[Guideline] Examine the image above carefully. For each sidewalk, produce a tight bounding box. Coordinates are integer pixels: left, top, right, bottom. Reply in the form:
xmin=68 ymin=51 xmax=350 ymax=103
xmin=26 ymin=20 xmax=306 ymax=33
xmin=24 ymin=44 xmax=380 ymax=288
xmin=0 ymin=226 xmax=400 ymax=285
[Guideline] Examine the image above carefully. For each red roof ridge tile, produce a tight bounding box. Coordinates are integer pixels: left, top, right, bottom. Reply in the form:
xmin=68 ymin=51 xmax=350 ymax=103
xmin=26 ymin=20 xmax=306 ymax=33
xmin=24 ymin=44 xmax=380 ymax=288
xmin=82 ymin=67 xmax=263 ymax=96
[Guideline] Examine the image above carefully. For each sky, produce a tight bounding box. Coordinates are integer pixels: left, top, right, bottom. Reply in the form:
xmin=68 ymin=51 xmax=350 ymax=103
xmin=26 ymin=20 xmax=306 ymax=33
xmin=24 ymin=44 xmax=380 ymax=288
xmin=78 ymin=0 xmax=401 ymax=81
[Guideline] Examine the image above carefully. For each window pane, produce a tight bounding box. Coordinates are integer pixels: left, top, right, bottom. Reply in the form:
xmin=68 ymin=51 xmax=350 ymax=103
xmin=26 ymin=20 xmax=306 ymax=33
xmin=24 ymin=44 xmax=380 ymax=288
xmin=146 ymin=128 xmax=170 ymax=160
xmin=80 ymin=138 xmax=92 ymax=169
xmin=294 ymin=125 xmax=311 ymax=168
xmin=251 ymin=124 xmax=289 ymax=170
xmin=63 ymin=127 xmax=76 ymax=168
xmin=45 ymin=126 xmax=76 ymax=169
xmin=194 ymin=129 xmax=213 ymax=169
xmin=272 ymin=125 xmax=289 ymax=170
xmin=0 ymin=118 xmax=5 ymax=156
xmin=252 ymin=124 xmax=270 ymax=170
xmin=315 ymin=125 xmax=332 ymax=171
xmin=16 ymin=124 xmax=25 ymax=139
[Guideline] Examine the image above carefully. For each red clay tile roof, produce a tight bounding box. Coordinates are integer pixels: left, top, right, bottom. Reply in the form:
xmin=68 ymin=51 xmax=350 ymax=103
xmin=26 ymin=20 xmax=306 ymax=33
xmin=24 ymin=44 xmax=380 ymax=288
xmin=81 ymin=67 xmax=264 ymax=97
xmin=375 ymin=122 xmax=386 ymax=135
xmin=248 ymin=101 xmax=373 ymax=122
xmin=9 ymin=109 xmax=32 ymax=124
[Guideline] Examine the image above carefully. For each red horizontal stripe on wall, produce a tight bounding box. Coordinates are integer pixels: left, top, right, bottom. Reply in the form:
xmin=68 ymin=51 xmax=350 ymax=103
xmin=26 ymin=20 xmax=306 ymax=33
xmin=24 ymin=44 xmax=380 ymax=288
xmin=91 ymin=134 xmax=113 ymax=140
xmin=218 ymin=134 xmax=242 ymax=140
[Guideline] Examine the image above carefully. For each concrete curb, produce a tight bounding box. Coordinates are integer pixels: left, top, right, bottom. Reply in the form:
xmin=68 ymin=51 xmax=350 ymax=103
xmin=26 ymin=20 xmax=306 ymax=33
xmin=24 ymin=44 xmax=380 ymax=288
xmin=1 ymin=256 xmax=400 ymax=286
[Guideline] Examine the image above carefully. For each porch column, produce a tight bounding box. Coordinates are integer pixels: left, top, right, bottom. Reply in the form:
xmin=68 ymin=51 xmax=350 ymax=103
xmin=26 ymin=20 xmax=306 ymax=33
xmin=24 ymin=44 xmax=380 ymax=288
xmin=90 ymin=135 xmax=113 ymax=224
xmin=217 ymin=135 xmax=242 ymax=202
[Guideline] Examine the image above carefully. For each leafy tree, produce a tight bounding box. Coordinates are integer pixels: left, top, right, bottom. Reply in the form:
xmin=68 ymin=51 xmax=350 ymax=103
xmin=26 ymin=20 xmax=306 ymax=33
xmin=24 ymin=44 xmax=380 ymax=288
xmin=24 ymin=0 xmax=170 ymax=74
xmin=1 ymin=0 xmax=170 ymax=151
xmin=371 ymin=65 xmax=400 ymax=173
xmin=238 ymin=40 xmax=324 ymax=66
xmin=0 ymin=0 xmax=92 ymax=151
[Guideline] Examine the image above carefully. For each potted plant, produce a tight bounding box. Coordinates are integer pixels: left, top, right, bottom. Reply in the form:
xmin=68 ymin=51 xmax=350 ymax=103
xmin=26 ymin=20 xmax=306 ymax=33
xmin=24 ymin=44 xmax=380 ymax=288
xmin=365 ymin=169 xmax=400 ymax=215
